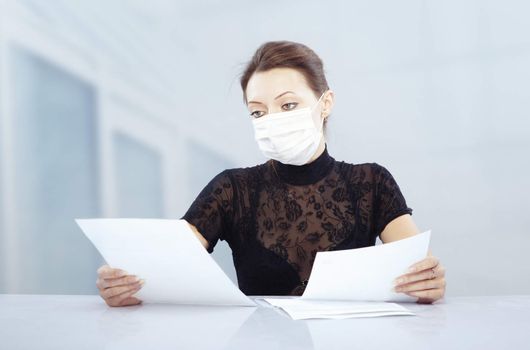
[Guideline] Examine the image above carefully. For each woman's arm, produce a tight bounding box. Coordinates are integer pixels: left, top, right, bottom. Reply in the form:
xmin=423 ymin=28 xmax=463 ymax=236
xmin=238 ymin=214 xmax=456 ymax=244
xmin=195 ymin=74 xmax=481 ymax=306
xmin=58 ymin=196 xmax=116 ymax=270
xmin=380 ymin=213 xmax=420 ymax=243
xmin=187 ymin=222 xmax=210 ymax=251
xmin=380 ymin=214 xmax=447 ymax=304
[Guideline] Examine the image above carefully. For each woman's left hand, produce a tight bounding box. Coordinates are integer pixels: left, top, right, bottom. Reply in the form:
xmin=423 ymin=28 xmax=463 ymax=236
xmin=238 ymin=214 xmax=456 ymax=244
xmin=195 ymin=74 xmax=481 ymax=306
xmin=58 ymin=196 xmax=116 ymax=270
xmin=393 ymin=255 xmax=446 ymax=304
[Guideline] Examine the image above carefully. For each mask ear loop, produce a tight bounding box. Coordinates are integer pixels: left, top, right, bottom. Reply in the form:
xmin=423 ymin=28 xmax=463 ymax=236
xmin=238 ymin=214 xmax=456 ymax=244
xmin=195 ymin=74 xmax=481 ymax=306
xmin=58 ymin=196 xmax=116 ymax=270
xmin=312 ymin=90 xmax=328 ymax=132
xmin=313 ymin=91 xmax=326 ymax=110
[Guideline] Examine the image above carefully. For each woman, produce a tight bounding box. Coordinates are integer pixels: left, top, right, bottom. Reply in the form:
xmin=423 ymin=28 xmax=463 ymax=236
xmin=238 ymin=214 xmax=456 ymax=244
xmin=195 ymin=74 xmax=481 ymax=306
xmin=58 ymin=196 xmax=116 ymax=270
xmin=96 ymin=41 xmax=446 ymax=307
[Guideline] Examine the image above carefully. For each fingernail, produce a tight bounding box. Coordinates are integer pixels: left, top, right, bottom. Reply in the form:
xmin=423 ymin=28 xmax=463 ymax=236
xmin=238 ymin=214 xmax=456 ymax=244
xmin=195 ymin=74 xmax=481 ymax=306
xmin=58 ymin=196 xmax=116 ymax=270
xmin=132 ymin=276 xmax=140 ymax=282
xmin=407 ymin=267 xmax=416 ymax=273
xmin=394 ymin=278 xmax=404 ymax=285
xmin=139 ymin=279 xmax=146 ymax=286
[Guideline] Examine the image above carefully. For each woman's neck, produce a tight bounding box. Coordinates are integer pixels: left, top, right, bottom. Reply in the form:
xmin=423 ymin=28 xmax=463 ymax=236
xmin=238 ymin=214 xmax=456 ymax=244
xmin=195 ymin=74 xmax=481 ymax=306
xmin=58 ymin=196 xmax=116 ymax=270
xmin=306 ymin=137 xmax=326 ymax=164
xmin=271 ymin=139 xmax=334 ymax=186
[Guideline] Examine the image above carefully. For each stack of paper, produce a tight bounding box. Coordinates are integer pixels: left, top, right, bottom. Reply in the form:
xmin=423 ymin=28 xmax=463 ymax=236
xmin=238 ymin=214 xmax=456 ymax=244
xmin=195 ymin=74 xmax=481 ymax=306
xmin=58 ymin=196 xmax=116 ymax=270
xmin=76 ymin=218 xmax=256 ymax=307
xmin=262 ymin=298 xmax=414 ymax=320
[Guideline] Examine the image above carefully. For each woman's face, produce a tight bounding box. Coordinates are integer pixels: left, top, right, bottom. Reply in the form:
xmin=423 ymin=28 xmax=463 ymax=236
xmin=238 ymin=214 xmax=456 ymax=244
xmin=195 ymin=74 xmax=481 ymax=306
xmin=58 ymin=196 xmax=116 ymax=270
xmin=245 ymin=67 xmax=334 ymax=120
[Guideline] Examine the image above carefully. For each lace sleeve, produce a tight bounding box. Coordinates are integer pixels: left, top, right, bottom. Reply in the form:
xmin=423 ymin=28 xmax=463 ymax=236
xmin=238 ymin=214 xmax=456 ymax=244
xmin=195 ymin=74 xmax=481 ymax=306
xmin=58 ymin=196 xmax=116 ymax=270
xmin=180 ymin=170 xmax=234 ymax=254
xmin=372 ymin=163 xmax=413 ymax=239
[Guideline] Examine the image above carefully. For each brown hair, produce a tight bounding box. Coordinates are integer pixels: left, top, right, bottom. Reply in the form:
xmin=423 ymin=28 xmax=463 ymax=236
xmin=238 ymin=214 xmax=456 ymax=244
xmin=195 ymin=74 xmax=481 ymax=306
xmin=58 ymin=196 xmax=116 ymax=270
xmin=239 ymin=41 xmax=331 ymax=132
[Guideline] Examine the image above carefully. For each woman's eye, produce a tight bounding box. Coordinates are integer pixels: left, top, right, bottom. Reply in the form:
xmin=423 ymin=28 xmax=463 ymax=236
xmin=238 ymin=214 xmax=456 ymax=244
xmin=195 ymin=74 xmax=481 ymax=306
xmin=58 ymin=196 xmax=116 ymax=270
xmin=250 ymin=111 xmax=265 ymax=118
xmin=282 ymin=102 xmax=298 ymax=110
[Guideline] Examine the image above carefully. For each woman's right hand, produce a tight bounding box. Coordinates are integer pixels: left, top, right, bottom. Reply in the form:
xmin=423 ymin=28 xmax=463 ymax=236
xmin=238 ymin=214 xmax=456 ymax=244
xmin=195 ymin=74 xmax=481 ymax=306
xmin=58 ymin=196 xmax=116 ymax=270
xmin=96 ymin=264 xmax=145 ymax=307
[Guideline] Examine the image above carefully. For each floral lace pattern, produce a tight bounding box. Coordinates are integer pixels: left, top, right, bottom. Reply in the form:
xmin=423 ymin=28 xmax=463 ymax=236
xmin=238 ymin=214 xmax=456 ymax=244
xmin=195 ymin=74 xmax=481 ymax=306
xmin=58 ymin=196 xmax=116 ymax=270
xmin=181 ymin=145 xmax=413 ymax=296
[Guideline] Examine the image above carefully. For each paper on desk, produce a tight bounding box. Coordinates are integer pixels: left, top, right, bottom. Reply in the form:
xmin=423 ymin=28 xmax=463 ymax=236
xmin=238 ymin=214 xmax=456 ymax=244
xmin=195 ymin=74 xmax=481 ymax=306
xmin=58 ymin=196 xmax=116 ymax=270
xmin=301 ymin=230 xmax=431 ymax=303
xmin=262 ymin=297 xmax=414 ymax=320
xmin=76 ymin=218 xmax=255 ymax=307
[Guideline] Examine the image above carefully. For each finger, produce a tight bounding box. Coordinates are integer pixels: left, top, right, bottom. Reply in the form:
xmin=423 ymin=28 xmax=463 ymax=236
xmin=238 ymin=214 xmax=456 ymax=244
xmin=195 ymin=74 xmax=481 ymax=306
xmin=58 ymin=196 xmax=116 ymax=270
xmin=405 ymin=288 xmax=444 ymax=302
xmin=406 ymin=256 xmax=439 ymax=273
xmin=394 ymin=277 xmax=445 ymax=293
xmin=101 ymin=282 xmax=142 ymax=300
xmin=105 ymin=284 xmax=142 ymax=306
xmin=394 ymin=264 xmax=445 ymax=287
xmin=107 ymin=287 xmax=142 ymax=307
xmin=98 ymin=265 xmax=129 ymax=280
xmin=417 ymin=297 xmax=436 ymax=304
xmin=97 ymin=264 xmax=109 ymax=274
xmin=97 ymin=275 xmax=141 ymax=290
xmin=436 ymin=264 xmax=446 ymax=278
xmin=97 ymin=264 xmax=120 ymax=278
xmin=119 ymin=297 xmax=143 ymax=307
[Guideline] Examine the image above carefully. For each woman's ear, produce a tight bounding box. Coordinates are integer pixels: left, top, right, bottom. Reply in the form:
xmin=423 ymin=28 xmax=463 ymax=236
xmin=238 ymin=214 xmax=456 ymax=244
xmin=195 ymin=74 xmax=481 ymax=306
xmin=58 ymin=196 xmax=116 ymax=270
xmin=322 ymin=89 xmax=335 ymax=117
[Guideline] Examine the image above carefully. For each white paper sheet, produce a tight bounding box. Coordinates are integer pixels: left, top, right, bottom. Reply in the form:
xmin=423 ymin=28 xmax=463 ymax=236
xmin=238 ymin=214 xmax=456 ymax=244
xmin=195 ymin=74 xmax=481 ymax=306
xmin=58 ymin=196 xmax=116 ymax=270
xmin=262 ymin=297 xmax=414 ymax=320
xmin=301 ymin=230 xmax=431 ymax=303
xmin=76 ymin=218 xmax=255 ymax=307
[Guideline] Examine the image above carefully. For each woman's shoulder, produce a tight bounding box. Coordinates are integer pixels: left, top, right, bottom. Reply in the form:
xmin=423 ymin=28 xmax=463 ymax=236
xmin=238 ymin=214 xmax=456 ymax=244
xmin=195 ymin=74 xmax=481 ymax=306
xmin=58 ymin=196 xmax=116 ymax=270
xmin=335 ymin=159 xmax=395 ymax=183
xmin=211 ymin=163 xmax=265 ymax=186
xmin=221 ymin=162 xmax=265 ymax=176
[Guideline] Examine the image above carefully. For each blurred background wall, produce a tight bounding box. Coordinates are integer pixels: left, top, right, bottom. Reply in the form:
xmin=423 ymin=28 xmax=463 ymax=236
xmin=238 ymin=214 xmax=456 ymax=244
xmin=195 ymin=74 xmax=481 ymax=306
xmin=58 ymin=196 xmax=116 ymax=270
xmin=0 ymin=0 xmax=528 ymax=297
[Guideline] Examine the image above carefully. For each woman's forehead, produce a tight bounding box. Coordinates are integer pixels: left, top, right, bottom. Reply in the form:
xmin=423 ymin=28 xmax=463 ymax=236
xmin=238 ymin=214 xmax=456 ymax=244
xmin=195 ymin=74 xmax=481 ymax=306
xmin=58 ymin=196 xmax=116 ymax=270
xmin=246 ymin=68 xmax=311 ymax=102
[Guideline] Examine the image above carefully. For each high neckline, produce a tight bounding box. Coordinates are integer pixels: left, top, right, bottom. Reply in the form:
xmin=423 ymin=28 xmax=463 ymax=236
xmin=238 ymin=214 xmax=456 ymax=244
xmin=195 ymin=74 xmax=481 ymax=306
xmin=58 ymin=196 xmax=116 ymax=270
xmin=271 ymin=144 xmax=335 ymax=186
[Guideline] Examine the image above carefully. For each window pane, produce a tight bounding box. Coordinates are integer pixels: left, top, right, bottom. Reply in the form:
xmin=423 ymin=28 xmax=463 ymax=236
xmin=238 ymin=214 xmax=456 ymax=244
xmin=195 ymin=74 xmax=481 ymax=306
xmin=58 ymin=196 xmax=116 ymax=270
xmin=113 ymin=132 xmax=164 ymax=218
xmin=9 ymin=47 xmax=101 ymax=293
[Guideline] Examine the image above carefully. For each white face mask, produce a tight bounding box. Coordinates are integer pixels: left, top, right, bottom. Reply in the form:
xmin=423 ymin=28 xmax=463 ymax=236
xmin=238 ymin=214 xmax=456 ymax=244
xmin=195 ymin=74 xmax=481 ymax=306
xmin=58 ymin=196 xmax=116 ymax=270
xmin=252 ymin=92 xmax=326 ymax=166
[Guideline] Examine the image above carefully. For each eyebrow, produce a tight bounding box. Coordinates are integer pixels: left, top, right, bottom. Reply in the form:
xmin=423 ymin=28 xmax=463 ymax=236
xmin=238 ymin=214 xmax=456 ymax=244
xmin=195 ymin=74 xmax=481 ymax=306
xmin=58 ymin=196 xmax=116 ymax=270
xmin=247 ymin=91 xmax=295 ymax=105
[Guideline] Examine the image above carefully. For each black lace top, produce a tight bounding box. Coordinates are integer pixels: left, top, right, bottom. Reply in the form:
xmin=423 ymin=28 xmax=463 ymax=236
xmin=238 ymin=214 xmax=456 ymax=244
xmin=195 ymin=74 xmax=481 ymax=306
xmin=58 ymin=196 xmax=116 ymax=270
xmin=180 ymin=144 xmax=413 ymax=296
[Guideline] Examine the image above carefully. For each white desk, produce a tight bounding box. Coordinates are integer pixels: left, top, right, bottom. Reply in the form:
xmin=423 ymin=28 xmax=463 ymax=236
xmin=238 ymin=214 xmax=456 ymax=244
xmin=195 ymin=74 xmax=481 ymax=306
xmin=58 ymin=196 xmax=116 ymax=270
xmin=1 ymin=294 xmax=529 ymax=349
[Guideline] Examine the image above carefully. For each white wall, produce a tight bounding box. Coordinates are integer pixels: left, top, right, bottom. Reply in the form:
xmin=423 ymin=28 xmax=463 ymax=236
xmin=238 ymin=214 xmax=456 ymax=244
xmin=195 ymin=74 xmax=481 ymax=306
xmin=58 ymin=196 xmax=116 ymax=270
xmin=0 ymin=0 xmax=528 ymax=297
